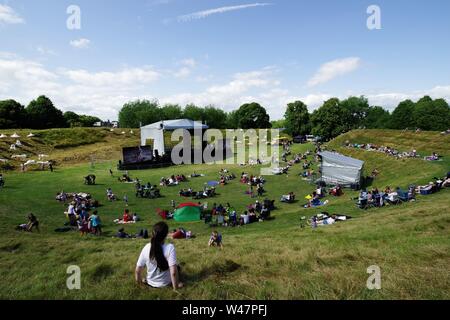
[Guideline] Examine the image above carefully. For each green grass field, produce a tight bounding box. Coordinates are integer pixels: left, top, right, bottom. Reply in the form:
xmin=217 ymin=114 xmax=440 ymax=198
xmin=0 ymin=129 xmax=449 ymax=299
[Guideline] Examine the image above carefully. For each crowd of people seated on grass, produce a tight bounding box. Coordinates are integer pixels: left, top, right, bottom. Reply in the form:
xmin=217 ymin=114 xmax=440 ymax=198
xmin=308 ymin=212 xmax=352 ymax=228
xmin=355 ymin=173 xmax=449 ymax=209
xmin=201 ymin=199 xmax=275 ymax=227
xmin=344 ymin=141 xmax=443 ymax=161
xmin=179 ymin=186 xmax=216 ymax=199
xmin=135 ymin=182 xmax=161 ymax=199
xmin=16 ymin=213 xmax=40 ymax=232
xmin=286 ymin=153 xmax=305 ymax=166
xmin=219 ymin=170 xmax=236 ymax=184
xmin=417 ymin=174 xmax=450 ymax=194
xmin=356 ymin=186 xmax=415 ymax=209
xmin=160 ymin=174 xmax=187 ymax=186
xmin=57 ymin=192 xmax=99 ymax=209
xmin=240 ymin=173 xmax=266 ymax=185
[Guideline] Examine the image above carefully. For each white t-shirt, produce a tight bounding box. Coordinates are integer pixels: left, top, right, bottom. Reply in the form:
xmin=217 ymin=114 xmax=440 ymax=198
xmin=136 ymin=243 xmax=177 ymax=288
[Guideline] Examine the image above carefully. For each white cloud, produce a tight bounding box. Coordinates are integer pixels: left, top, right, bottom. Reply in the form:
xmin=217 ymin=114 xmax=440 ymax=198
xmin=180 ymin=58 xmax=196 ymax=68
xmin=0 ymin=55 xmax=160 ymax=119
xmin=0 ymin=4 xmax=24 ymax=24
xmin=177 ymin=3 xmax=272 ymax=22
xmin=307 ymin=57 xmax=361 ymax=87
xmin=172 ymin=58 xmax=197 ymax=79
xmin=37 ymin=46 xmax=57 ymax=56
xmin=70 ymin=38 xmax=91 ymax=49
xmin=62 ymin=67 xmax=160 ymax=87
xmin=1 ymin=54 xmax=449 ymax=121
xmin=174 ymin=67 xmax=191 ymax=79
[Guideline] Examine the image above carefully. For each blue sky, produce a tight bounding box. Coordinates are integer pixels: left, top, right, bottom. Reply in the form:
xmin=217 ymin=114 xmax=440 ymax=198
xmin=1 ymin=0 xmax=449 ymax=120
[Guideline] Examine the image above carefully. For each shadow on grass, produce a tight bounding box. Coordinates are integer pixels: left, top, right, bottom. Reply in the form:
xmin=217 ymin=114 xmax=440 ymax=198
xmin=182 ymin=259 xmax=242 ymax=283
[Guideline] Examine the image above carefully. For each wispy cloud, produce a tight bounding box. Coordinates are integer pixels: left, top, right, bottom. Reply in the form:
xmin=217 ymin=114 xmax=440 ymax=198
xmin=37 ymin=46 xmax=58 ymax=56
xmin=70 ymin=38 xmax=91 ymax=49
xmin=177 ymin=3 xmax=272 ymax=23
xmin=0 ymin=4 xmax=25 ymax=24
xmin=307 ymin=57 xmax=361 ymax=87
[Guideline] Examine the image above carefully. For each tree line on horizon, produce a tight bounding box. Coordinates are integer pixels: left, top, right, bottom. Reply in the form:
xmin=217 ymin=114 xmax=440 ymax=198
xmin=118 ymin=96 xmax=450 ymax=140
xmin=1 ymin=95 xmax=449 ymax=141
xmin=0 ymin=96 xmax=101 ymax=130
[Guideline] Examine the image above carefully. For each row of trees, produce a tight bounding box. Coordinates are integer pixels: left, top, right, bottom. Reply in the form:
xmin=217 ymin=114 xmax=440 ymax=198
xmin=283 ymin=96 xmax=450 ymax=140
xmin=118 ymin=100 xmax=271 ymax=129
xmin=2 ymin=95 xmax=449 ymax=140
xmin=0 ymin=96 xmax=101 ymax=129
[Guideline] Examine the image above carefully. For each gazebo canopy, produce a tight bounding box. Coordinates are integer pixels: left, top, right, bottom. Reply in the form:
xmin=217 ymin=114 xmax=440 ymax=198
xmin=318 ymin=151 xmax=364 ymax=186
xmin=141 ymin=119 xmax=208 ymax=130
xmin=140 ymin=119 xmax=209 ymax=156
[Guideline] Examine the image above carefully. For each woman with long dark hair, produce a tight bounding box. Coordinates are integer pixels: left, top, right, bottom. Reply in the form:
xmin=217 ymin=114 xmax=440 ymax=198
xmin=135 ymin=222 xmax=183 ymax=290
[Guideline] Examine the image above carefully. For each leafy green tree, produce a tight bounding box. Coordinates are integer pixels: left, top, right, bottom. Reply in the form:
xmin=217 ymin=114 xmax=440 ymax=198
xmin=78 ymin=115 xmax=101 ymax=127
xmin=203 ymin=106 xmax=228 ymax=129
xmin=284 ymin=100 xmax=310 ymax=135
xmin=226 ymin=110 xmax=239 ymax=129
xmin=271 ymin=119 xmax=286 ymax=129
xmin=0 ymin=99 xmax=26 ymax=129
xmin=413 ymin=96 xmax=450 ymax=131
xmin=161 ymin=104 xmax=183 ymax=120
xmin=183 ymin=104 xmax=205 ymax=122
xmin=340 ymin=96 xmax=370 ymax=129
xmin=235 ymin=102 xmax=271 ymax=129
xmin=63 ymin=111 xmax=80 ymax=127
xmin=389 ymin=99 xmax=416 ymax=129
xmin=310 ymin=98 xmax=349 ymax=140
xmin=363 ymin=106 xmax=391 ymax=129
xmin=25 ymin=96 xmax=65 ymax=129
xmin=118 ymin=100 xmax=160 ymax=128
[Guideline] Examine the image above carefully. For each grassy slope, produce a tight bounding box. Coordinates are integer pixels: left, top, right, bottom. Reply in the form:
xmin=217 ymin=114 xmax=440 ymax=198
xmin=0 ymin=128 xmax=139 ymax=170
xmin=0 ymin=129 xmax=449 ymax=299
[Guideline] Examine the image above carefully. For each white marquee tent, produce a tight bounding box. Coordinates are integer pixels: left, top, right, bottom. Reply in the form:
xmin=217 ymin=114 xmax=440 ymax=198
xmin=318 ymin=151 xmax=364 ymax=186
xmin=140 ymin=119 xmax=208 ymax=156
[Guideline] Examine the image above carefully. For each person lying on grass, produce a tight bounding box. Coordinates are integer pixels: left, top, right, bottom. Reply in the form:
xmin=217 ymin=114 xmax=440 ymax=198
xmin=135 ymin=222 xmax=183 ymax=290
xmin=115 ymin=228 xmax=149 ymax=239
xmin=16 ymin=213 xmax=40 ymax=232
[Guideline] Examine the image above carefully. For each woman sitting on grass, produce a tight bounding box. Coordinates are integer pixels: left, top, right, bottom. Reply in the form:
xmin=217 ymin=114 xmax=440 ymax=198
xmin=135 ymin=222 xmax=183 ymax=290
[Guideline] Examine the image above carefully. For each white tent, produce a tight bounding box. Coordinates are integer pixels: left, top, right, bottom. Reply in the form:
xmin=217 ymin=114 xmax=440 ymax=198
xmin=318 ymin=151 xmax=364 ymax=186
xmin=11 ymin=133 xmax=20 ymax=138
xmin=0 ymin=134 xmax=6 ymax=139
xmin=140 ymin=119 xmax=208 ymax=156
xmin=27 ymin=133 xmax=35 ymax=137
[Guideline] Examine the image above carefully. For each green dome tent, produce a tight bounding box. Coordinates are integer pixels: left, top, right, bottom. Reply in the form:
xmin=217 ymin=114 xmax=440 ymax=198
xmin=173 ymin=205 xmax=201 ymax=222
